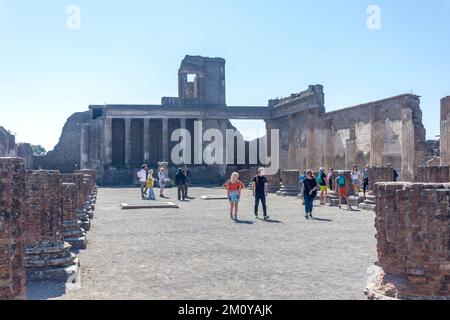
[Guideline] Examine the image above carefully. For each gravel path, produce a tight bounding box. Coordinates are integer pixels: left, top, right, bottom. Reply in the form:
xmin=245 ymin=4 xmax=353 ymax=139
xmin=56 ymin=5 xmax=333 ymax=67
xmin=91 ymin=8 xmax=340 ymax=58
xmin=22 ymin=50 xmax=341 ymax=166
xmin=27 ymin=187 xmax=377 ymax=300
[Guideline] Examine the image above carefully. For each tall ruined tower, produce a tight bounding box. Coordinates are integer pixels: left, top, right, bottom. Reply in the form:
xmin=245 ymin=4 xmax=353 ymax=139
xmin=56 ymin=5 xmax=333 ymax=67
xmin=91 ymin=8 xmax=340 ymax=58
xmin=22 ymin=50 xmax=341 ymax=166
xmin=178 ymin=55 xmax=226 ymax=107
xmin=440 ymin=96 xmax=450 ymax=166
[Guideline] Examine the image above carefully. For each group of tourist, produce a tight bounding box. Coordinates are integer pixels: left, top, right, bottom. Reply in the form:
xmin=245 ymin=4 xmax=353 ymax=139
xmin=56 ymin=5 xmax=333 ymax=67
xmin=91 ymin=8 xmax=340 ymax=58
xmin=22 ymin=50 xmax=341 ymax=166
xmin=136 ymin=162 xmax=399 ymax=223
xmin=136 ymin=164 xmax=192 ymax=201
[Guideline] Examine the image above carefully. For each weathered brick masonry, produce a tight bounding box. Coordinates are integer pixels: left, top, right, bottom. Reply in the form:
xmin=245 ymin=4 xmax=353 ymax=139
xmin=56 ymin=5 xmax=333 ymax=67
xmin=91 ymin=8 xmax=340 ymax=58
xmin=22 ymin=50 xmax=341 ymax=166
xmin=368 ymin=167 xmax=394 ymax=191
xmin=367 ymin=182 xmax=450 ymax=299
xmin=0 ymin=158 xmax=26 ymax=300
xmin=276 ymin=170 xmax=301 ymax=196
xmin=415 ymin=166 xmax=450 ymax=183
xmin=62 ymin=183 xmax=87 ymax=250
xmin=62 ymin=173 xmax=90 ymax=231
xmin=24 ymin=170 xmax=78 ymax=281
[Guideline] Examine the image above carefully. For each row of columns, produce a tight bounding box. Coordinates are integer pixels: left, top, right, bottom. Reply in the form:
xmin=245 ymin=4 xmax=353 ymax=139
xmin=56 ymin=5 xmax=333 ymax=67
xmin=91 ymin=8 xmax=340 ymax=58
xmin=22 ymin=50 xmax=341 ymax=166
xmin=103 ymin=118 xmax=194 ymax=167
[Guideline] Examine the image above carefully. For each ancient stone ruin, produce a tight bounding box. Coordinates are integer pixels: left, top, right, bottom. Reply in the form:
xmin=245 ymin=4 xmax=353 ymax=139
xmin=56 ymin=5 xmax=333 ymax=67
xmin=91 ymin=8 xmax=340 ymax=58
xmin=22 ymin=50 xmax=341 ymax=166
xmin=366 ymin=182 xmax=450 ymax=299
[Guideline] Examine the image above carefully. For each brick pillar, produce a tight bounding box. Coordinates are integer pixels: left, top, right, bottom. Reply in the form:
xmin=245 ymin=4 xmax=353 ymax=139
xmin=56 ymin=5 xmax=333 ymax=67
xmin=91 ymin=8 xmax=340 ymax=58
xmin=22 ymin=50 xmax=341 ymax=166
xmin=62 ymin=183 xmax=87 ymax=250
xmin=366 ymin=182 xmax=450 ymax=299
xmin=62 ymin=174 xmax=91 ymax=231
xmin=368 ymin=167 xmax=394 ymax=191
xmin=0 ymin=158 xmax=26 ymax=300
xmin=266 ymin=170 xmax=281 ymax=193
xmin=24 ymin=170 xmax=79 ymax=282
xmin=276 ymin=170 xmax=301 ymax=196
xmin=440 ymin=97 xmax=450 ymax=166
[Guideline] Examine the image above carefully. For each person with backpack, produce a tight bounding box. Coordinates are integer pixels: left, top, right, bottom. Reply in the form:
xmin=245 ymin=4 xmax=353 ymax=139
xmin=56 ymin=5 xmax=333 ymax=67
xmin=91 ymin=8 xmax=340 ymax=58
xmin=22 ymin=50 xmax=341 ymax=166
xmin=299 ymin=171 xmax=307 ymax=205
xmin=387 ymin=163 xmax=399 ymax=181
xmin=252 ymin=168 xmax=269 ymax=220
xmin=223 ymin=172 xmax=246 ymax=221
xmin=303 ymin=170 xmax=318 ymax=219
xmin=363 ymin=165 xmax=370 ymax=197
xmin=317 ymin=167 xmax=328 ymax=205
xmin=335 ymin=171 xmax=352 ymax=210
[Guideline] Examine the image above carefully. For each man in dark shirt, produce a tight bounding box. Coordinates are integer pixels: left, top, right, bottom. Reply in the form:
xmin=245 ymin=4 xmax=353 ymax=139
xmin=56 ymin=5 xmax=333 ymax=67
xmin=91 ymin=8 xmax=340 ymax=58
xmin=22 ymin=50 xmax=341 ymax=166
xmin=252 ymin=168 xmax=269 ymax=220
xmin=175 ymin=168 xmax=187 ymax=201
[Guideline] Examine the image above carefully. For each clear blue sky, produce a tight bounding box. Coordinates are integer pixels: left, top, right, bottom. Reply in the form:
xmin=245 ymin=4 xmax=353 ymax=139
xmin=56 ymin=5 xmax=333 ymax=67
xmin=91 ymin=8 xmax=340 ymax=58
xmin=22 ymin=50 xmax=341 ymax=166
xmin=1 ymin=0 xmax=449 ymax=150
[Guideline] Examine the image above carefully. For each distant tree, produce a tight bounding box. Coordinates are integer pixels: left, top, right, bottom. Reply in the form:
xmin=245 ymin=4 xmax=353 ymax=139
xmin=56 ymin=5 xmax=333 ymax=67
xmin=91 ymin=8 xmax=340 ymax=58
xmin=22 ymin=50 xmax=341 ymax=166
xmin=31 ymin=145 xmax=47 ymax=156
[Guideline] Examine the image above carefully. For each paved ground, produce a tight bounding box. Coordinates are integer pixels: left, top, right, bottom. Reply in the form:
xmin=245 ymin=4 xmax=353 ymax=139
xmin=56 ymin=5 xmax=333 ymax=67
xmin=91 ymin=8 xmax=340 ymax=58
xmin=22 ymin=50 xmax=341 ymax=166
xmin=27 ymin=186 xmax=377 ymax=300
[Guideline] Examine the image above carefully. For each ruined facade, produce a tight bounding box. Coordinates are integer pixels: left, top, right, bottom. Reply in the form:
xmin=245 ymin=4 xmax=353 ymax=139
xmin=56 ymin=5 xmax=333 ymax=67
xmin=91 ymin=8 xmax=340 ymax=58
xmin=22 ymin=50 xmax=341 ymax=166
xmin=0 ymin=126 xmax=16 ymax=157
xmin=367 ymin=182 xmax=450 ymax=299
xmin=33 ymin=55 xmax=428 ymax=185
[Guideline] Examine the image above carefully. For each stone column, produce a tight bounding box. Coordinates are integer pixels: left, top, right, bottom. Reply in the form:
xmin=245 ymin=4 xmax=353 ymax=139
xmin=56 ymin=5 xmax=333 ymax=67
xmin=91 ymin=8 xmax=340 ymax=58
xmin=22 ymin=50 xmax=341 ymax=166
xmin=0 ymin=158 xmax=26 ymax=300
xmin=143 ymin=119 xmax=150 ymax=163
xmin=62 ymin=173 xmax=90 ymax=232
xmin=62 ymin=183 xmax=87 ymax=250
xmin=24 ymin=170 xmax=79 ymax=282
xmin=440 ymin=97 xmax=450 ymax=166
xmin=401 ymin=105 xmax=414 ymax=181
xmin=104 ymin=118 xmax=113 ymax=167
xmin=80 ymin=124 xmax=90 ymax=170
xmin=366 ymin=183 xmax=450 ymax=299
xmin=124 ymin=118 xmax=132 ymax=166
xmin=162 ymin=118 xmax=169 ymax=162
xmin=370 ymin=108 xmax=384 ymax=167
xmin=276 ymin=170 xmax=301 ymax=196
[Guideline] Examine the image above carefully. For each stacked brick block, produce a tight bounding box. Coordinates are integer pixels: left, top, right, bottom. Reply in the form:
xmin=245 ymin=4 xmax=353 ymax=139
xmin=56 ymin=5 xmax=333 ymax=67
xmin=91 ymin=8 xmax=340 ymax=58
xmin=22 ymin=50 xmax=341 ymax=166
xmin=276 ymin=170 xmax=301 ymax=196
xmin=415 ymin=166 xmax=450 ymax=183
xmin=266 ymin=171 xmax=281 ymax=193
xmin=367 ymin=182 xmax=450 ymax=299
xmin=62 ymin=173 xmax=90 ymax=231
xmin=24 ymin=170 xmax=78 ymax=281
xmin=61 ymin=183 xmax=87 ymax=250
xmin=0 ymin=158 xmax=26 ymax=300
xmin=368 ymin=167 xmax=394 ymax=191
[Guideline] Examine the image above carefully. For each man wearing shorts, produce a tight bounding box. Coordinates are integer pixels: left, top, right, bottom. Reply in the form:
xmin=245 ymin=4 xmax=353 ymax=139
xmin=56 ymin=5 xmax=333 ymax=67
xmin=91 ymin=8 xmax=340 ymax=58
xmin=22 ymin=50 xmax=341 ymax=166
xmin=317 ymin=167 xmax=328 ymax=205
xmin=336 ymin=171 xmax=352 ymax=210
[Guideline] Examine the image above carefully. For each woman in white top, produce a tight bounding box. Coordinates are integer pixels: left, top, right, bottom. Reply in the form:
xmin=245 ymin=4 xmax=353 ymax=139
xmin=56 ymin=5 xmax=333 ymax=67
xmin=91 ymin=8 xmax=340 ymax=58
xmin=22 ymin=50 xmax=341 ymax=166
xmin=351 ymin=164 xmax=362 ymax=197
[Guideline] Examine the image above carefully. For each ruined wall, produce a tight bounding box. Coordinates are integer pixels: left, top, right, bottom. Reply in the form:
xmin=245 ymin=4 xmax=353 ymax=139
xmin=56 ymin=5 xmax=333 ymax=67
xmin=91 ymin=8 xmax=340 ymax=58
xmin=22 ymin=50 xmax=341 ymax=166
xmin=368 ymin=167 xmax=394 ymax=191
xmin=33 ymin=112 xmax=90 ymax=173
xmin=16 ymin=143 xmax=33 ymax=169
xmin=373 ymin=183 xmax=450 ymax=298
xmin=0 ymin=158 xmax=26 ymax=300
xmin=0 ymin=126 xmax=16 ymax=157
xmin=415 ymin=166 xmax=450 ymax=183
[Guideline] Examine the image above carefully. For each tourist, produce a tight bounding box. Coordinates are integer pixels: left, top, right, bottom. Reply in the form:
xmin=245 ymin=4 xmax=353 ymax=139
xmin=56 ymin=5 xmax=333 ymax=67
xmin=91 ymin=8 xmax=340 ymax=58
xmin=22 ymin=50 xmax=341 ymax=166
xmin=223 ymin=172 xmax=246 ymax=221
xmin=158 ymin=167 xmax=167 ymax=198
xmin=137 ymin=164 xmax=148 ymax=200
xmin=184 ymin=165 xmax=192 ymax=199
xmin=335 ymin=171 xmax=352 ymax=210
xmin=351 ymin=165 xmax=361 ymax=197
xmin=252 ymin=167 xmax=269 ymax=220
xmin=303 ymin=170 xmax=318 ymax=219
xmin=146 ymin=169 xmax=156 ymax=200
xmin=317 ymin=167 xmax=328 ymax=205
xmin=175 ymin=168 xmax=187 ymax=201
xmin=299 ymin=170 xmax=307 ymax=205
xmin=363 ymin=165 xmax=370 ymax=197
xmin=327 ymin=168 xmax=334 ymax=192
xmin=387 ymin=163 xmax=399 ymax=182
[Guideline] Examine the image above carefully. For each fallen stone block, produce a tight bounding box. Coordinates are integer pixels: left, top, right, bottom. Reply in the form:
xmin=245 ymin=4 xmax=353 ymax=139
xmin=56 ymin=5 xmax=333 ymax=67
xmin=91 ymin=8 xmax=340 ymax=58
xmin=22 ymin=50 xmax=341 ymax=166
xmin=120 ymin=202 xmax=179 ymax=209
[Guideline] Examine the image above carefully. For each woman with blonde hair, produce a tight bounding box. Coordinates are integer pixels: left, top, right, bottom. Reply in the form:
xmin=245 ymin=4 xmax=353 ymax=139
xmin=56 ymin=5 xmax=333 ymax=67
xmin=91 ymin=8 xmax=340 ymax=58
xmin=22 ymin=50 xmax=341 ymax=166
xmin=223 ymin=172 xmax=246 ymax=221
